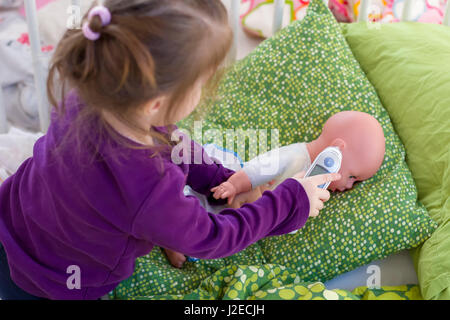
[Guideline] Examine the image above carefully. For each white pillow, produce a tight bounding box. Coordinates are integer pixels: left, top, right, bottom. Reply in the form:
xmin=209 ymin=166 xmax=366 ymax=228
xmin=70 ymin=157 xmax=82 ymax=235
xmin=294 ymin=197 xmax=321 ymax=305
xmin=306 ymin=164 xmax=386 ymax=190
xmin=0 ymin=127 xmax=42 ymax=180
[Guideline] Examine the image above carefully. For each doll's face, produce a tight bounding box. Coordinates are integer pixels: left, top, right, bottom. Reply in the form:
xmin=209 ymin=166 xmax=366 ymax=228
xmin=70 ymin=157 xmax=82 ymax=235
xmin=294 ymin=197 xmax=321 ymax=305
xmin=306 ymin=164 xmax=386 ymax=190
xmin=328 ymin=148 xmax=377 ymax=192
xmin=320 ymin=111 xmax=386 ymax=192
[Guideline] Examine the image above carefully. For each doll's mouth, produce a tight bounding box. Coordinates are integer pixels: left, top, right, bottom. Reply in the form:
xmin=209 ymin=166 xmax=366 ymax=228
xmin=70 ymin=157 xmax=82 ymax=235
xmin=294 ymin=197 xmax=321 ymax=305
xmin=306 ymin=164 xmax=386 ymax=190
xmin=331 ymin=186 xmax=346 ymax=192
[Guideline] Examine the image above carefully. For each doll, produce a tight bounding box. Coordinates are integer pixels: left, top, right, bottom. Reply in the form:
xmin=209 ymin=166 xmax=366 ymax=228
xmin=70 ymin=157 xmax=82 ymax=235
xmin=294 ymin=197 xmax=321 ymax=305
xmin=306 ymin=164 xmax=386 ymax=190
xmin=212 ymin=111 xmax=386 ymax=206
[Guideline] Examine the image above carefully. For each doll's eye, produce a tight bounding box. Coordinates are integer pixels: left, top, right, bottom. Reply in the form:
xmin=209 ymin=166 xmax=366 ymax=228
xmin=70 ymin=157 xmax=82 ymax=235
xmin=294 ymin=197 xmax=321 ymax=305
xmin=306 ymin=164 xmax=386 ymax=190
xmin=349 ymin=176 xmax=357 ymax=179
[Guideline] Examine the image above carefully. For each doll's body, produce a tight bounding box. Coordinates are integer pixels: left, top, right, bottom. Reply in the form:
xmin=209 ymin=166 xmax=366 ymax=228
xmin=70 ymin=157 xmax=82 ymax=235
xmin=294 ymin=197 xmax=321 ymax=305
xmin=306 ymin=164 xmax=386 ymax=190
xmin=212 ymin=111 xmax=386 ymax=203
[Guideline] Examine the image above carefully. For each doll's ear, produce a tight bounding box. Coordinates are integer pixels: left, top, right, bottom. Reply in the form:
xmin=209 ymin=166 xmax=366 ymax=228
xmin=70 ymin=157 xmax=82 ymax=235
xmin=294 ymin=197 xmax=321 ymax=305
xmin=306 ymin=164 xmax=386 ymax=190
xmin=331 ymin=138 xmax=346 ymax=151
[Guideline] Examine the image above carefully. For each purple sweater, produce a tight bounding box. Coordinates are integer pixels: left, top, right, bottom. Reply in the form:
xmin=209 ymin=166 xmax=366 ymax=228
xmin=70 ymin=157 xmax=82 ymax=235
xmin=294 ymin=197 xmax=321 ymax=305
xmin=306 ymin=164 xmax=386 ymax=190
xmin=0 ymin=92 xmax=310 ymax=300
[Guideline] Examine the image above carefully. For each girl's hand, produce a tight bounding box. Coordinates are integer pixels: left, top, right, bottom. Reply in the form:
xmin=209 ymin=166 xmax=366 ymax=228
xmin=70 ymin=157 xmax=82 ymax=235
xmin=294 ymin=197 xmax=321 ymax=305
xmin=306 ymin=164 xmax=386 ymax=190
xmin=292 ymin=171 xmax=341 ymax=217
xmin=211 ymin=181 xmax=238 ymax=205
xmin=228 ymin=187 xmax=263 ymax=209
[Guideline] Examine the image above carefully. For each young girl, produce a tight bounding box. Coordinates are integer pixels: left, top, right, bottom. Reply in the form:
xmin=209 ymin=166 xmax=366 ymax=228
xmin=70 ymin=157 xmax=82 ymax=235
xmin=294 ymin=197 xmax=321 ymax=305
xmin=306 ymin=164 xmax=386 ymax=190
xmin=0 ymin=0 xmax=339 ymax=300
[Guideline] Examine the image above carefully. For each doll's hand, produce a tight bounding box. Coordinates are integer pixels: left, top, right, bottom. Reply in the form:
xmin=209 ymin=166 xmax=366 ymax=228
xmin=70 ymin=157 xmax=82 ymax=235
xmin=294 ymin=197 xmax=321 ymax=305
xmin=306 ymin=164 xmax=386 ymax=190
xmin=163 ymin=248 xmax=186 ymax=269
xmin=211 ymin=181 xmax=238 ymax=205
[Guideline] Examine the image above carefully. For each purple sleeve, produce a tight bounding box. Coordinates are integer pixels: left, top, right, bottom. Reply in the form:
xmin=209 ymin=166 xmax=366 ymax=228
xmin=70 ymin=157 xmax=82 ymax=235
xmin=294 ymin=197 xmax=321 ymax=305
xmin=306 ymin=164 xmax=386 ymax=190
xmin=131 ymin=167 xmax=310 ymax=259
xmin=186 ymin=154 xmax=235 ymax=197
xmin=179 ymin=135 xmax=235 ymax=204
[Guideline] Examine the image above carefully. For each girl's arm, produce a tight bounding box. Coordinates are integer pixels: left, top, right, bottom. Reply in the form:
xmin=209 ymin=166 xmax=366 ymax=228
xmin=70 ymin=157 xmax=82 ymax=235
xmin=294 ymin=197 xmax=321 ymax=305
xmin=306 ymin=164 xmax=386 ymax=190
xmin=185 ymin=143 xmax=236 ymax=196
xmin=130 ymin=166 xmax=310 ymax=260
xmin=176 ymin=135 xmax=236 ymax=203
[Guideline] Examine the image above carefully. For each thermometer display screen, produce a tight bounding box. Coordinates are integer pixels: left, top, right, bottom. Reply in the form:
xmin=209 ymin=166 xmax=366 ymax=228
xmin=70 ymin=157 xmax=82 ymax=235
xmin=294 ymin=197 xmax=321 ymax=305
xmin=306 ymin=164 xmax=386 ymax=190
xmin=309 ymin=164 xmax=329 ymax=177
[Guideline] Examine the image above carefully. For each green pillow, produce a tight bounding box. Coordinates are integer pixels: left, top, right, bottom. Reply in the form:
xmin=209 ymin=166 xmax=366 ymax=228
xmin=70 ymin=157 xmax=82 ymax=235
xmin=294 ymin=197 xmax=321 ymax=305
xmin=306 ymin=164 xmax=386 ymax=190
xmin=180 ymin=0 xmax=436 ymax=281
xmin=341 ymin=22 xmax=450 ymax=300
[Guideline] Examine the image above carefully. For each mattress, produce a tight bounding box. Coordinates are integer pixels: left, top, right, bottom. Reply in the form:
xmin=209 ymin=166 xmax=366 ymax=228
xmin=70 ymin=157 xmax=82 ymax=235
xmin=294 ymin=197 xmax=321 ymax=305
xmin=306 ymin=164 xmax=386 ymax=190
xmin=324 ymin=249 xmax=419 ymax=290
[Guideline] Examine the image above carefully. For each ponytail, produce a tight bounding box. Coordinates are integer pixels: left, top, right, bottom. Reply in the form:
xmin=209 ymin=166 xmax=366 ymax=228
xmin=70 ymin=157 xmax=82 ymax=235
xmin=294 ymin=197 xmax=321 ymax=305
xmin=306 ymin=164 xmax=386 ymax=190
xmin=47 ymin=0 xmax=232 ymax=156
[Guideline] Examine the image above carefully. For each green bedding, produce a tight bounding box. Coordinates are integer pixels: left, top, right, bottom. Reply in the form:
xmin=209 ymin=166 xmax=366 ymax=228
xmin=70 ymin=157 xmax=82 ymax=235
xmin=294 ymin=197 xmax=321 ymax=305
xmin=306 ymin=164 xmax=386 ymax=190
xmin=178 ymin=0 xmax=435 ymax=286
xmin=108 ymin=1 xmax=437 ymax=300
xmin=341 ymin=22 xmax=450 ymax=300
xmin=110 ymin=262 xmax=423 ymax=300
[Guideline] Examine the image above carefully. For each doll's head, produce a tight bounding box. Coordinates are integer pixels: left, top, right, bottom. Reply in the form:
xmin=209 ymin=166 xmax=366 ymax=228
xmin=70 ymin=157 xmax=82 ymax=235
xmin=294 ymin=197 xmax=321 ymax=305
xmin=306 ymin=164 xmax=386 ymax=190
xmin=307 ymin=111 xmax=385 ymax=192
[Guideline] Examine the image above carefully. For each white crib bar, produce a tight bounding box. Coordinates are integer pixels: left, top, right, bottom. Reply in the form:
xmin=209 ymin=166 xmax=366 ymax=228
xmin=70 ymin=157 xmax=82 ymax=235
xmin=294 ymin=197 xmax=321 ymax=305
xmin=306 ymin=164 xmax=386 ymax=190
xmin=357 ymin=0 xmax=371 ymax=22
xmin=273 ymin=0 xmax=285 ymax=35
xmin=401 ymin=0 xmax=415 ymax=21
xmin=228 ymin=0 xmax=240 ymax=62
xmin=24 ymin=0 xmax=50 ymax=132
xmin=0 ymin=85 xmax=7 ymax=134
xmin=443 ymin=0 xmax=450 ymax=26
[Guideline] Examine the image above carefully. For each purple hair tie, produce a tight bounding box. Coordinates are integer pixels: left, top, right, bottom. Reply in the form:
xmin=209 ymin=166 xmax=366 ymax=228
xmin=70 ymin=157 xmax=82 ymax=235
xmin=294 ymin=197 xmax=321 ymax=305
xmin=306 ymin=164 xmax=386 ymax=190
xmin=82 ymin=5 xmax=112 ymax=41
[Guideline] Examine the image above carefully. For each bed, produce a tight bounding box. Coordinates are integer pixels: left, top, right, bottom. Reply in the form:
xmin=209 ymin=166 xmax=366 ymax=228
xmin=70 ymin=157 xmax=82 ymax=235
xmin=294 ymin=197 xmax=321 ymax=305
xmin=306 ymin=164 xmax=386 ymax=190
xmin=0 ymin=0 xmax=448 ymax=300
xmin=220 ymin=0 xmax=425 ymax=293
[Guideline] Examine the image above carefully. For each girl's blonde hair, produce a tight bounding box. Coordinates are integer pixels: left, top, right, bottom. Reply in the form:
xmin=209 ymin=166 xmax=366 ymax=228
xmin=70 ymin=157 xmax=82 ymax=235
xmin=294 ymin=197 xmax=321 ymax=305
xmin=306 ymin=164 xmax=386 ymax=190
xmin=47 ymin=0 xmax=233 ymax=155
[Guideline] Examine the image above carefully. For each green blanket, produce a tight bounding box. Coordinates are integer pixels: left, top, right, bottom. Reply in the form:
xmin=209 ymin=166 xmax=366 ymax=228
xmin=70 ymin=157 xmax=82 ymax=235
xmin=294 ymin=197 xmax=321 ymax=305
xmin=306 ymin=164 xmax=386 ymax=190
xmin=109 ymin=259 xmax=422 ymax=300
xmin=108 ymin=0 xmax=436 ymax=301
xmin=108 ymin=245 xmax=422 ymax=300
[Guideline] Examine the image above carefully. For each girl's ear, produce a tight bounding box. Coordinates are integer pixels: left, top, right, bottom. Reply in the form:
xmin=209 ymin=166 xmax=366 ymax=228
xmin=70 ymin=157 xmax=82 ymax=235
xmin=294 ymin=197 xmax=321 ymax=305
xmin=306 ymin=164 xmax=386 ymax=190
xmin=331 ymin=138 xmax=346 ymax=151
xmin=145 ymin=96 xmax=167 ymax=115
